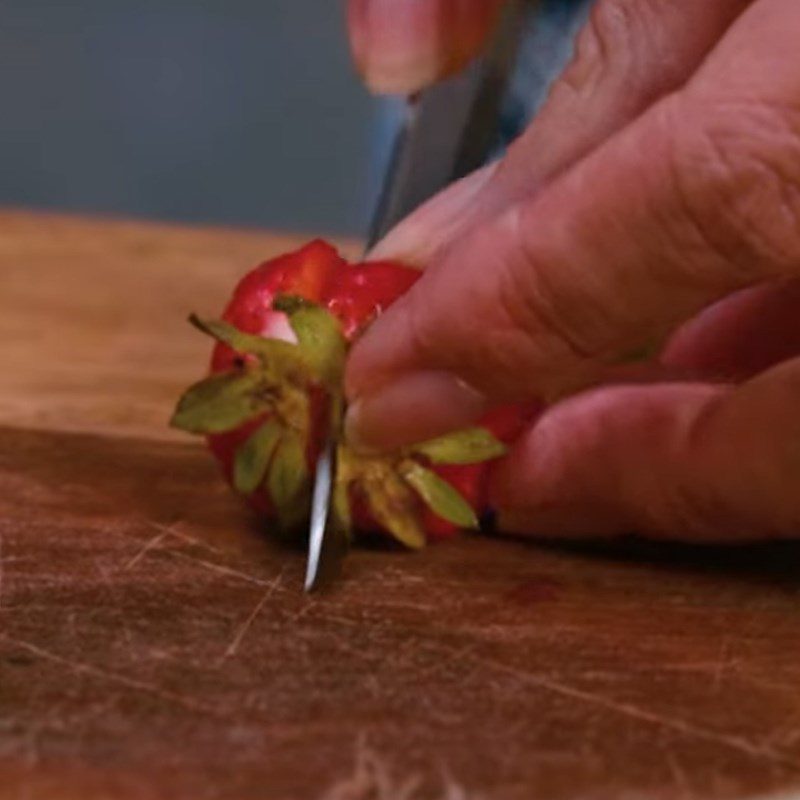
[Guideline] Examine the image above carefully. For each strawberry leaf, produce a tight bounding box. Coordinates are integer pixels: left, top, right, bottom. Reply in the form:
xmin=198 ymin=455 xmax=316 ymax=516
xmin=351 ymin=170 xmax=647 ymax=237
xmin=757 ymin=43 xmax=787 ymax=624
xmin=273 ymin=297 xmax=346 ymax=388
xmin=401 ymin=462 xmax=479 ymax=529
xmin=361 ymin=467 xmax=426 ymax=549
xmin=170 ymin=372 xmax=269 ymax=434
xmin=233 ymin=419 xmax=282 ymax=495
xmin=189 ymin=314 xmax=307 ymax=373
xmin=268 ymin=432 xmax=310 ymax=527
xmin=412 ymin=427 xmax=507 ymax=465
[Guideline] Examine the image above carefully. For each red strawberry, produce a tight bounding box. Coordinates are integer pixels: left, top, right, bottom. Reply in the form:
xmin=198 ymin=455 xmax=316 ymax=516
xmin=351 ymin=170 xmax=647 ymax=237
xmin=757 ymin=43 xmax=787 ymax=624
xmin=327 ymin=259 xmax=421 ymax=339
xmin=171 ymin=241 xmax=526 ymax=549
xmin=420 ymin=404 xmax=539 ymax=539
xmin=210 ymin=239 xmax=345 ymax=372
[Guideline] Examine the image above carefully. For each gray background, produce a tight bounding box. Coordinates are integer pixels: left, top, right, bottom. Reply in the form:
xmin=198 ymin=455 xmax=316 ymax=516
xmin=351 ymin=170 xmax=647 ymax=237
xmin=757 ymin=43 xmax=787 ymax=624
xmin=0 ymin=0 xmax=591 ymax=237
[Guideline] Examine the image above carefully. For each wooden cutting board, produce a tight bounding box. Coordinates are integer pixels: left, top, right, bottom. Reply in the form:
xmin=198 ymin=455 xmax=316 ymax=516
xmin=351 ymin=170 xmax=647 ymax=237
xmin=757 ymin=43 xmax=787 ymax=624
xmin=1 ymin=210 xmax=799 ymax=800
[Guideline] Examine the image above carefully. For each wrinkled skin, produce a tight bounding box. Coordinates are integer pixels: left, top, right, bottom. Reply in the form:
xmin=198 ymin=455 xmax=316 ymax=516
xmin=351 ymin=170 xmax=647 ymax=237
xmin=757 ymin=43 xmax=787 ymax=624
xmin=343 ymin=0 xmax=800 ymax=543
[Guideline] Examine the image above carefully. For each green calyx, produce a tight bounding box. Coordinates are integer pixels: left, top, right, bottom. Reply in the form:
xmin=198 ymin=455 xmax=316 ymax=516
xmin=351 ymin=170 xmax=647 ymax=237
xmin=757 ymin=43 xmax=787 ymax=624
xmin=170 ymin=298 xmax=346 ymax=436
xmin=409 ymin=427 xmax=507 ymax=465
xmin=401 ymin=462 xmax=478 ymax=529
xmin=171 ymin=295 xmax=508 ymax=546
xmin=170 ymin=296 xmax=346 ymax=533
xmin=232 ymin=419 xmax=282 ymax=494
xmin=331 ymin=424 xmax=507 ymax=549
xmin=274 ymin=300 xmax=346 ymax=390
xmin=187 ymin=314 xmax=308 ymax=377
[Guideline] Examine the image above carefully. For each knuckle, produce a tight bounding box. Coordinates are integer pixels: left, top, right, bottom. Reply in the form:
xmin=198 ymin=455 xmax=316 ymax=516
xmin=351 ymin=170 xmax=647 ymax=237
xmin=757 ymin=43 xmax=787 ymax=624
xmin=559 ymin=1 xmax=628 ymax=98
xmin=406 ymin=216 xmax=593 ymax=400
xmin=726 ymin=363 xmax=800 ymax=536
xmin=444 ymin=223 xmax=541 ymax=395
xmin=647 ymin=372 xmax=800 ymax=541
xmin=495 ymin=208 xmax=605 ymax=392
xmin=668 ymin=96 xmax=800 ymax=278
xmin=559 ymin=0 xmax=664 ymax=99
xmin=633 ymin=396 xmax=739 ymax=541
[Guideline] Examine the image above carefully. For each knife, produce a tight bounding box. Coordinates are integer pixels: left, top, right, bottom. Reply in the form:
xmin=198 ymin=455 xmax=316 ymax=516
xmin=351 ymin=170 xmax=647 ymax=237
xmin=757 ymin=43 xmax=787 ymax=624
xmin=304 ymin=0 xmax=529 ymax=592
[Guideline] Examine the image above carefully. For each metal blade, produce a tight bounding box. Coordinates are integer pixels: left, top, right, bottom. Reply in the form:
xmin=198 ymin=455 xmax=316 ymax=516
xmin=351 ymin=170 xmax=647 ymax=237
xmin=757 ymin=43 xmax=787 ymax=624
xmin=304 ymin=437 xmax=348 ymax=592
xmin=367 ymin=0 xmax=526 ymax=247
xmin=303 ymin=0 xmax=528 ymax=592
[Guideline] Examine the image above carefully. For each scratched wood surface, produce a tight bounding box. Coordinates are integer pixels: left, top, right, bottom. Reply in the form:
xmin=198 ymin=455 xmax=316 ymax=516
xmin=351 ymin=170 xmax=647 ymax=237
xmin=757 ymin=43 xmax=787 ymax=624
xmin=1 ymin=211 xmax=800 ymax=800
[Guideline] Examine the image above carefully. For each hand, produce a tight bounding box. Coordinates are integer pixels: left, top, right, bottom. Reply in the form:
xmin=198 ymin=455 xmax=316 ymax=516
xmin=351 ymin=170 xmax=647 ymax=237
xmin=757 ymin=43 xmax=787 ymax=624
xmin=343 ymin=0 xmax=800 ymax=542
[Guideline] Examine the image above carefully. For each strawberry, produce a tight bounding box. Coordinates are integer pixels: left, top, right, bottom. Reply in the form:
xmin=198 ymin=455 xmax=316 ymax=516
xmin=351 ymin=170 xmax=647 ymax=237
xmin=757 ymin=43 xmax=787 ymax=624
xmin=170 ymin=241 xmax=526 ymax=549
xmin=420 ymin=404 xmax=537 ymax=539
xmin=326 ymin=259 xmax=420 ymax=339
xmin=210 ymin=239 xmax=345 ymax=372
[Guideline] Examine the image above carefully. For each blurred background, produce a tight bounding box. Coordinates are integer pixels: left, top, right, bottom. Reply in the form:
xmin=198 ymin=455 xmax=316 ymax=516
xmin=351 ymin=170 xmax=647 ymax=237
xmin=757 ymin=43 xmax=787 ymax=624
xmin=0 ymin=0 xmax=591 ymax=238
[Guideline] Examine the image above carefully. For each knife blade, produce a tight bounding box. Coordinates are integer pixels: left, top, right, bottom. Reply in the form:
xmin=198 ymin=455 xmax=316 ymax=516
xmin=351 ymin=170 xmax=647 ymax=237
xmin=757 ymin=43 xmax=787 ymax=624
xmin=303 ymin=0 xmax=528 ymax=592
xmin=303 ymin=434 xmax=348 ymax=592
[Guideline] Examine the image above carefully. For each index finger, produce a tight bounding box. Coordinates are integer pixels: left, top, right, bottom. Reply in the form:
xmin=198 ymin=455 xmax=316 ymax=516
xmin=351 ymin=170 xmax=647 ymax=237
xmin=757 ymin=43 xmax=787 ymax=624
xmin=347 ymin=0 xmax=506 ymax=94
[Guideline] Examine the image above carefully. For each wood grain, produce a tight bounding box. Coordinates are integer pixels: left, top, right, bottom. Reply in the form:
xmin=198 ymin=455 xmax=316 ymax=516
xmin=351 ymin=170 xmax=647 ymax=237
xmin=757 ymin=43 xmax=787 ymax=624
xmin=1 ymin=211 xmax=800 ymax=800
xmin=0 ymin=211 xmax=358 ymax=442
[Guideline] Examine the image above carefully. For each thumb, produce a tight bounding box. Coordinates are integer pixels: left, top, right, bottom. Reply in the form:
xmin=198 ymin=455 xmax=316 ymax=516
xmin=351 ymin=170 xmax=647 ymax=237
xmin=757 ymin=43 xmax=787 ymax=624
xmin=345 ymin=0 xmax=800 ymax=451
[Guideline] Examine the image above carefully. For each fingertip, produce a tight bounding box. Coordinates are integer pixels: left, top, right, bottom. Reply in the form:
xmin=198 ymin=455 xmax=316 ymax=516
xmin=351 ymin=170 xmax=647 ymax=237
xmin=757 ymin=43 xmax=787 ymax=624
xmin=346 ymin=0 xmax=505 ymax=94
xmin=367 ymin=163 xmax=500 ymax=264
xmin=343 ymin=370 xmax=487 ymax=453
xmin=346 ymin=0 xmax=440 ymax=94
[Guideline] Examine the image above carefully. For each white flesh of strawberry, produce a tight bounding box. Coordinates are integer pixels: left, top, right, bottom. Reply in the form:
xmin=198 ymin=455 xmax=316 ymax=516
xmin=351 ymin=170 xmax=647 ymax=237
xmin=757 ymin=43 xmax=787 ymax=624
xmin=261 ymin=311 xmax=298 ymax=344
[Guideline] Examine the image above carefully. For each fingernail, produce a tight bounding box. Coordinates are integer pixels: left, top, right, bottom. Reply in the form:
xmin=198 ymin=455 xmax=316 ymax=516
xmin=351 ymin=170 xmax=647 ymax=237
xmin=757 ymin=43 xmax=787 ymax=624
xmin=348 ymin=0 xmax=446 ymax=94
xmin=368 ymin=163 xmax=499 ymax=264
xmin=348 ymin=0 xmax=504 ymax=95
xmin=344 ymin=371 xmax=487 ymax=453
